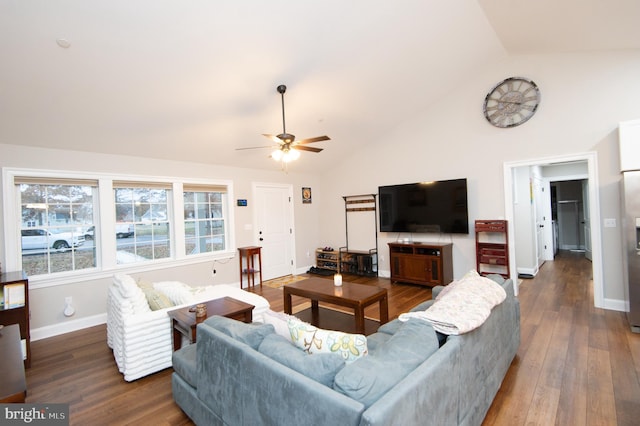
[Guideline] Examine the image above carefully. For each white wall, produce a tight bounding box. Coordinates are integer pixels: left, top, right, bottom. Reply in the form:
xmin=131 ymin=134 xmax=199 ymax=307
xmin=0 ymin=144 xmax=322 ymax=337
xmin=317 ymin=50 xmax=640 ymax=309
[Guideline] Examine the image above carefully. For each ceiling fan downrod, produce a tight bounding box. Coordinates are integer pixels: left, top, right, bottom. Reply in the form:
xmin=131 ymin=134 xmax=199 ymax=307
xmin=277 ymin=84 xmax=293 ymax=142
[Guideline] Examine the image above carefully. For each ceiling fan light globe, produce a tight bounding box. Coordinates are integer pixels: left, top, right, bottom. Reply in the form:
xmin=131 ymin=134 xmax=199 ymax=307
xmin=281 ymin=149 xmax=300 ymax=163
xmin=271 ymin=149 xmax=283 ymax=161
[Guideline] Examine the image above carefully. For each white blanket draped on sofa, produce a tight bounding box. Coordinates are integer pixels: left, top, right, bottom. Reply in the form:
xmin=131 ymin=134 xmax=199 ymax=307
xmin=107 ymin=274 xmax=270 ymax=381
xmin=399 ymin=271 xmax=506 ymax=335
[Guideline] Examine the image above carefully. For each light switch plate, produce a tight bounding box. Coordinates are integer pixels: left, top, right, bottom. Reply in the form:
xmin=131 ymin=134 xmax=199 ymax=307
xmin=604 ymin=218 xmax=616 ymax=228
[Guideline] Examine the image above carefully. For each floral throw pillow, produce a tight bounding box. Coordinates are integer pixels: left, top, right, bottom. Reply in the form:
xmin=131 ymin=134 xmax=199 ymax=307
xmin=288 ymin=319 xmax=368 ymax=363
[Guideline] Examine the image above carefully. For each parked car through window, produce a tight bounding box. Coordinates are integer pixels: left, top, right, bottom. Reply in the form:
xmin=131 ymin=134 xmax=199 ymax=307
xmin=21 ymin=229 xmax=85 ymax=250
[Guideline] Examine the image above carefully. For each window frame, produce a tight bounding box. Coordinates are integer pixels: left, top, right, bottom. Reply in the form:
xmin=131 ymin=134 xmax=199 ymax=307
xmin=113 ymin=182 xmax=173 ymax=265
xmin=2 ymin=168 xmax=236 ymax=289
xmin=183 ymin=184 xmax=230 ymax=257
xmin=15 ymin=177 xmax=99 ymax=277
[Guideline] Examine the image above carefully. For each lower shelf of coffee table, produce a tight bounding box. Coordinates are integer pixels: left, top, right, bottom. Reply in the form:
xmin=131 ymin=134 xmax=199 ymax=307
xmin=294 ymin=307 xmax=380 ymax=336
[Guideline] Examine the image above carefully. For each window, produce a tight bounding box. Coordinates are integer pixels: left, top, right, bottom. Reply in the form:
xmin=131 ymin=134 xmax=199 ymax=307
xmin=114 ymin=183 xmax=171 ymax=265
xmin=3 ymin=169 xmax=235 ymax=285
xmin=17 ymin=178 xmax=97 ymax=277
xmin=183 ymin=185 xmax=228 ymax=255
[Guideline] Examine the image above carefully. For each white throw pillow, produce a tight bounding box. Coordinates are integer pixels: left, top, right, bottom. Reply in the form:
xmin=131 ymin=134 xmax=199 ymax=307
xmin=263 ymin=309 xmax=298 ymax=339
xmin=153 ymin=281 xmax=196 ymax=305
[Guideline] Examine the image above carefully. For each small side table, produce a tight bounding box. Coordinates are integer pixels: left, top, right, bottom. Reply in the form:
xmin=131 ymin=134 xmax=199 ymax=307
xmin=168 ymin=297 xmax=254 ymax=351
xmin=0 ymin=271 xmax=30 ymax=368
xmin=238 ymin=246 xmax=262 ymax=289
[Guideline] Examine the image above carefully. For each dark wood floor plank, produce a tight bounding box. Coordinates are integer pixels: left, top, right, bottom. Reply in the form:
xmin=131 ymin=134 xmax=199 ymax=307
xmin=587 ymin=346 xmax=618 ymax=425
xmin=605 ymin=310 xmax=640 ymax=426
xmin=627 ymin=322 xmax=640 ymax=381
xmin=556 ymin=322 xmax=589 ymax=426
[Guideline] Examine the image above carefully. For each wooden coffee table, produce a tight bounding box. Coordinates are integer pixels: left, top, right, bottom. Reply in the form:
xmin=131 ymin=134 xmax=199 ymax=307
xmin=168 ymin=297 xmax=254 ymax=350
xmin=283 ymin=277 xmax=388 ymax=335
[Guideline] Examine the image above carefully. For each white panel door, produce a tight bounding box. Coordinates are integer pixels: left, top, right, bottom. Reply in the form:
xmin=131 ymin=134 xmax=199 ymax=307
xmin=253 ymin=183 xmax=295 ymax=280
xmin=533 ymin=176 xmax=547 ymax=268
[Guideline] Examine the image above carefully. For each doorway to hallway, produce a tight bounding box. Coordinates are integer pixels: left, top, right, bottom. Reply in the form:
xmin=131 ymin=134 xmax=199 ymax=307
xmin=504 ymin=152 xmax=603 ymax=308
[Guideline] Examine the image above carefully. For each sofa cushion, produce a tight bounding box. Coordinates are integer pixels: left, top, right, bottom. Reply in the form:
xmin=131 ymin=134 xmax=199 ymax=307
xmin=288 ymin=319 xmax=368 ymax=363
xmin=333 ymin=318 xmax=439 ymax=408
xmin=380 ymin=309 xmax=447 ymax=346
xmin=258 ymin=333 xmax=345 ymax=387
xmin=141 ymin=286 xmax=174 ymax=311
xmin=365 ymin=332 xmax=392 ymax=352
xmin=377 ymin=318 xmax=403 ymax=335
xmin=172 ymin=343 xmax=198 ymax=389
xmin=204 ymin=315 xmax=274 ymax=349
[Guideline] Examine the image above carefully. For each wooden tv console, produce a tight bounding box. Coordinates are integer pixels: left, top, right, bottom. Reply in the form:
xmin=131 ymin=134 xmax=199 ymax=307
xmin=388 ymin=242 xmax=453 ymax=287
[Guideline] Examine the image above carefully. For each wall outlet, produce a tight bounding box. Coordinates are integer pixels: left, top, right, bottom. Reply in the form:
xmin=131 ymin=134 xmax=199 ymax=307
xmin=306 ymin=250 xmax=310 ymax=258
xmin=604 ymin=218 xmax=616 ymax=228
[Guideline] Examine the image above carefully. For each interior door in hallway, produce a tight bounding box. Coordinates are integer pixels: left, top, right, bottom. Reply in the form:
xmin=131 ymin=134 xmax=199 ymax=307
xmin=253 ymin=183 xmax=295 ymax=280
xmin=533 ymin=176 xmax=549 ymax=268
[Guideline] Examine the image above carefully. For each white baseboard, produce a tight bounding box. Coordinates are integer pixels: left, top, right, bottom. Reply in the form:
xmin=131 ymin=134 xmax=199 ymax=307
xmin=296 ymin=266 xmax=313 ymax=275
xmin=603 ymin=298 xmax=628 ymax=312
xmin=31 ymin=313 xmax=107 ymax=341
xmin=378 ymin=269 xmax=390 ymax=279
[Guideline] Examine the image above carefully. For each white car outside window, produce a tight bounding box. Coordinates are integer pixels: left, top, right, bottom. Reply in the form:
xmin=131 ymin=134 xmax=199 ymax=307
xmin=21 ymin=229 xmax=85 ymax=250
xmin=115 ymin=224 xmax=135 ymax=239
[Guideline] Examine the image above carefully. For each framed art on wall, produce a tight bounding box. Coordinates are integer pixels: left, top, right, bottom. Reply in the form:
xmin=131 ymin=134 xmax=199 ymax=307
xmin=302 ymin=187 xmax=312 ymax=204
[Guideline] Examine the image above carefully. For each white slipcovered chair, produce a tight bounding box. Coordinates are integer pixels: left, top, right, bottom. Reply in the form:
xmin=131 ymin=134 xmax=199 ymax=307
xmin=106 ymin=273 xmax=270 ymax=381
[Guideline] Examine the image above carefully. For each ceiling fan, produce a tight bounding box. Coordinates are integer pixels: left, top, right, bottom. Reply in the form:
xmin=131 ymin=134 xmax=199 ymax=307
xmin=237 ymin=85 xmax=330 ymax=162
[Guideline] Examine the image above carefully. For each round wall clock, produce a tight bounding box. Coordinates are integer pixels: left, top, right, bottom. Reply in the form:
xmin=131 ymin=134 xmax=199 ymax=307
xmin=483 ymin=77 xmax=540 ymax=128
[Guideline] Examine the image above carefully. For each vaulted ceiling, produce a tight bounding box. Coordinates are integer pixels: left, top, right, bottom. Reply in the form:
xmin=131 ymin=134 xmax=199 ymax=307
xmin=1 ymin=1 xmax=639 ymax=173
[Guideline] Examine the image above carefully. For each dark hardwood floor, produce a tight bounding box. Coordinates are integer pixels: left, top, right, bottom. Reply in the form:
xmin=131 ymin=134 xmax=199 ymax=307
xmin=24 ymin=251 xmax=640 ymax=425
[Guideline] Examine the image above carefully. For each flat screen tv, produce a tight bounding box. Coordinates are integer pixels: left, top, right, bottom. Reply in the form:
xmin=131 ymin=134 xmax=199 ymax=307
xmin=378 ymin=178 xmax=469 ymax=234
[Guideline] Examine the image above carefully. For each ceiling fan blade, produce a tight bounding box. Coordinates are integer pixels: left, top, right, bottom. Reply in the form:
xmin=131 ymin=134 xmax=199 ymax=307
xmin=236 ymin=145 xmax=275 ymax=151
xmin=262 ymin=134 xmax=285 ymax=144
xmin=295 ymin=145 xmax=323 ymax=153
xmin=296 ymin=135 xmax=331 ymax=144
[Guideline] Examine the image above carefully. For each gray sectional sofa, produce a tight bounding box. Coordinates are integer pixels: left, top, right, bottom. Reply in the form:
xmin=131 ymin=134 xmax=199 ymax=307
xmin=172 ymin=274 xmax=520 ymax=426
